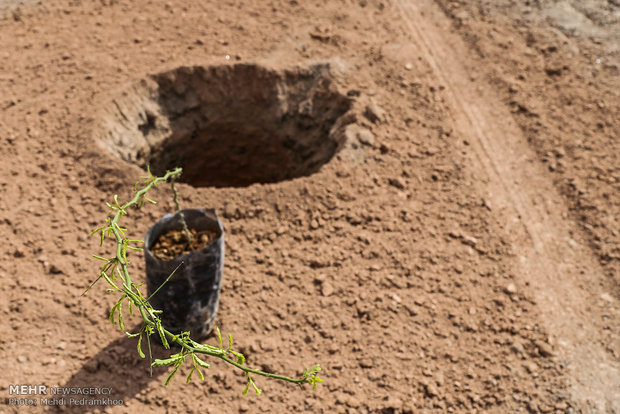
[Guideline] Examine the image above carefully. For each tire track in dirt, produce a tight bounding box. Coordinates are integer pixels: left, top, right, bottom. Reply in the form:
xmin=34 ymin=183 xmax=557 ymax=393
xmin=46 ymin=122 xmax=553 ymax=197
xmin=391 ymin=0 xmax=620 ymax=411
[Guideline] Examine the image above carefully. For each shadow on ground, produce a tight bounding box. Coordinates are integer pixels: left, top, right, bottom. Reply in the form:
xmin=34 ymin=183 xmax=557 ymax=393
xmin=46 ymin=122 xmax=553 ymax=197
xmin=47 ymin=326 xmax=171 ymax=413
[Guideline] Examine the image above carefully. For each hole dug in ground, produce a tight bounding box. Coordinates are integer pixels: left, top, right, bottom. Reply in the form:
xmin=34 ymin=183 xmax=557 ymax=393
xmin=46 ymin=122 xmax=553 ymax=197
xmin=97 ymin=63 xmax=353 ymax=188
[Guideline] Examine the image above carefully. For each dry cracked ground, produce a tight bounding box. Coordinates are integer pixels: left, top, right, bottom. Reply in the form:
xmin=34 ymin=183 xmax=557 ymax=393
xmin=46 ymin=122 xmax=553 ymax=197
xmin=0 ymin=0 xmax=618 ymax=413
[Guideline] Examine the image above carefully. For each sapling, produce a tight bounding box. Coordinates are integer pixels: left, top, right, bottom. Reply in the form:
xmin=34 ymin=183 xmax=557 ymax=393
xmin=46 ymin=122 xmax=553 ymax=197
xmin=84 ymin=167 xmax=322 ymax=394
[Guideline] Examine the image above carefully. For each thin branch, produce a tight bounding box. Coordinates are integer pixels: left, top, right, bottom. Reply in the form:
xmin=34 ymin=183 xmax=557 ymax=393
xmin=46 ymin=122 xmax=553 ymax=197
xmin=146 ymin=261 xmax=183 ymax=302
xmin=170 ymin=177 xmax=192 ymax=244
xmin=87 ymin=167 xmax=322 ymax=393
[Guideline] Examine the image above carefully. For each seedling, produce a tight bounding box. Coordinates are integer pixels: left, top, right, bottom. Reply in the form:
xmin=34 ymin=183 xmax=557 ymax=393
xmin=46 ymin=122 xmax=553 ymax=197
xmin=84 ymin=167 xmax=322 ymax=394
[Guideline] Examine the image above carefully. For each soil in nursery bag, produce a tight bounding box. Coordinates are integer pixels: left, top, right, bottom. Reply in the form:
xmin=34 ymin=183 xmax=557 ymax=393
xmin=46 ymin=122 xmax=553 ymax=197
xmin=151 ymin=228 xmax=219 ymax=261
xmin=144 ymin=209 xmax=224 ymax=343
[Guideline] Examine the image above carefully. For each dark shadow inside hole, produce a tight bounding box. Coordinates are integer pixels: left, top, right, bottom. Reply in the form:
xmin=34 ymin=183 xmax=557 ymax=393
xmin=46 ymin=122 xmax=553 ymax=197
xmin=101 ymin=63 xmax=353 ymax=188
xmin=148 ymin=124 xmax=327 ymax=188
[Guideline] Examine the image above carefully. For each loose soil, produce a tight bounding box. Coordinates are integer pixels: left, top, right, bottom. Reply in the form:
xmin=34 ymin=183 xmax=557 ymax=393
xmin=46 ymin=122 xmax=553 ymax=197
xmin=0 ymin=0 xmax=618 ymax=413
xmin=151 ymin=228 xmax=219 ymax=261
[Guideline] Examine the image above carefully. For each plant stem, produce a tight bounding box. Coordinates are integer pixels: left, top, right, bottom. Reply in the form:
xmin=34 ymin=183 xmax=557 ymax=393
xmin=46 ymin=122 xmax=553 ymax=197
xmin=170 ymin=177 xmax=192 ymax=244
xmin=91 ymin=167 xmax=321 ymax=391
xmin=146 ymin=261 xmax=183 ymax=302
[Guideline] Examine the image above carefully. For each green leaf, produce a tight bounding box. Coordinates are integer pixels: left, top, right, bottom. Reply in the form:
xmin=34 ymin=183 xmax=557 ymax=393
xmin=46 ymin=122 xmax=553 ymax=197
xmin=243 ymin=374 xmax=262 ymax=396
xmin=100 ymin=270 xmax=115 ymax=287
xmin=304 ymin=364 xmax=321 ymax=378
xmin=121 ymin=241 xmax=128 ymax=260
xmin=137 ymin=333 xmax=145 ymax=359
xmin=108 ymin=260 xmax=118 ymax=276
xmin=196 ymin=366 xmax=204 ymax=381
xmin=152 ymin=356 xmax=181 ymax=367
xmin=117 ymin=307 xmax=124 ymax=330
xmin=156 ymin=322 xmax=169 ymax=349
xmin=311 ymin=376 xmax=323 ymax=390
xmin=109 ymin=303 xmax=118 ymax=325
xmin=164 ymin=362 xmax=182 ymax=386
xmin=114 ymin=266 xmax=124 ymax=280
xmin=186 ymin=368 xmax=194 ymax=384
xmin=230 ymin=350 xmax=245 ymax=365
xmin=113 ymin=296 xmax=125 ymax=330
xmin=192 ymin=354 xmax=210 ymax=370
xmin=303 ymin=365 xmax=323 ymax=390
xmin=127 ymin=240 xmax=144 ymax=252
xmin=125 ymin=332 xmax=140 ymax=338
xmin=216 ymin=327 xmax=223 ymax=349
xmin=89 ymin=226 xmax=105 ymax=237
xmin=92 ymin=255 xmax=109 ymax=262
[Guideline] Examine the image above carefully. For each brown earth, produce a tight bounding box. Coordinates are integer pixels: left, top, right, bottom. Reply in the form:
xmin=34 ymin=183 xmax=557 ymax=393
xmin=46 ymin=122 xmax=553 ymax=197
xmin=0 ymin=0 xmax=618 ymax=413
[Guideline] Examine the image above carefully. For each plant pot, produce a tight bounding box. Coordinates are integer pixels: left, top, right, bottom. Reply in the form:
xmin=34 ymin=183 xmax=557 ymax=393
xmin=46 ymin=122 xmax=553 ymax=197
xmin=144 ymin=208 xmax=224 ymax=344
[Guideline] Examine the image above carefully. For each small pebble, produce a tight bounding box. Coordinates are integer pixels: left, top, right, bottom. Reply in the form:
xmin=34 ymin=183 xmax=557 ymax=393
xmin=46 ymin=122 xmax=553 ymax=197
xmin=344 ymin=124 xmax=374 ymax=149
xmin=535 ymin=340 xmax=554 ymax=357
xmin=42 ymin=357 xmax=56 ymax=366
xmin=524 ymin=361 xmax=538 ymax=373
xmin=320 ymin=282 xmax=334 ymax=297
xmin=359 ymin=358 xmax=373 ymax=368
xmin=505 ymin=283 xmax=517 ymax=295
xmin=511 ymin=341 xmax=525 ymax=354
xmin=357 ymin=129 xmax=375 ymax=146
xmin=423 ymin=381 xmax=439 ymax=398
xmin=462 ymin=235 xmax=478 ymax=247
xmin=364 ymin=98 xmax=385 ymax=123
